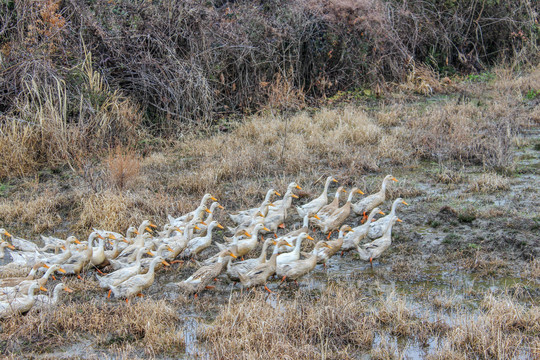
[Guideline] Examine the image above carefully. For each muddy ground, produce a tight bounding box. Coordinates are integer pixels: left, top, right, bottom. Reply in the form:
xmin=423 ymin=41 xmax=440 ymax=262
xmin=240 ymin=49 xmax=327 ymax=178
xmin=0 ymin=125 xmax=539 ymax=358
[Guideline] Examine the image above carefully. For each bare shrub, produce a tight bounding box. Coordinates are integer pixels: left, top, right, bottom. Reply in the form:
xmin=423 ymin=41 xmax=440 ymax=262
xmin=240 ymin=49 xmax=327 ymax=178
xmin=3 ymin=0 xmax=536 ymax=131
xmin=105 ymin=147 xmax=141 ymax=191
xmin=0 ymin=50 xmax=141 ymax=178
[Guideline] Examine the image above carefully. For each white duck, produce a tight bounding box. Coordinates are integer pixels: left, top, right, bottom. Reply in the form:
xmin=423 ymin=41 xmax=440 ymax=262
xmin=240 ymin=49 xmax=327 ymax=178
xmin=8 ymin=233 xmax=42 ymax=252
xmin=228 ymin=223 xmax=269 ymax=259
xmin=312 ymin=187 xmax=364 ymax=237
xmin=114 ymin=233 xmax=153 ymax=264
xmin=352 ymin=175 xmax=398 ymax=221
xmin=183 ymin=221 xmax=224 ymax=258
xmin=296 ymin=176 xmax=338 ymax=218
xmin=90 ymin=233 xmax=112 ymax=267
xmin=357 ymin=216 xmax=402 ymax=267
xmin=0 ymin=262 xmax=48 ymax=288
xmin=169 ymin=194 xmax=217 ymax=225
xmin=1 ymin=264 xmax=65 ymax=298
xmin=271 ymin=182 xmax=302 ymax=209
xmin=316 ymin=186 xmax=347 ymax=219
xmin=97 ymin=247 xmax=153 ymax=290
xmin=140 ymin=244 xmax=174 ymax=270
xmin=205 ymin=229 xmax=252 ymax=266
xmin=0 ymin=283 xmax=47 ymax=318
xmin=0 ymin=240 xmax=16 ymax=258
xmin=39 ymin=236 xmax=81 ymax=266
xmin=341 ymin=207 xmax=385 ymax=254
xmin=34 ymin=282 xmax=73 ymax=309
xmin=229 ymin=189 xmax=280 ymax=221
xmin=276 ymin=241 xmax=332 ymax=285
xmin=277 ymin=212 xmax=320 ymax=252
xmin=0 ymin=228 xmax=12 ymax=241
xmin=226 ymin=238 xmax=275 ymax=282
xmin=61 ymin=241 xmax=93 ymax=278
xmin=276 ymin=232 xmax=314 ymax=266
xmin=315 ymin=225 xmax=352 ymax=265
xmin=108 ymin=256 xmax=169 ymax=302
xmin=136 ymin=220 xmax=158 ymax=237
xmin=104 ymin=236 xmax=130 ymax=261
xmin=176 ymin=250 xmax=236 ymax=295
xmin=230 ymin=199 xmax=274 ymax=226
xmin=368 ymin=198 xmax=408 ymax=239
xmin=194 ymin=202 xmax=224 ymax=236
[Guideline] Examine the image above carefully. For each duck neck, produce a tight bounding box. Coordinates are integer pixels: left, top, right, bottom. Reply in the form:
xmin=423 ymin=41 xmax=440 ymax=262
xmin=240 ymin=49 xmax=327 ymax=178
xmin=204 ymin=210 xmax=214 ymax=224
xmin=199 ymin=196 xmax=208 ymax=208
xmin=257 ymin=241 xmax=271 ymax=262
xmin=268 ymin=245 xmax=280 ymax=266
xmin=0 ymin=243 xmax=7 ymax=258
xmin=217 ymin=255 xmax=226 ymax=264
xmin=330 ymin=191 xmax=340 ymax=206
xmin=251 ymin=227 xmax=262 ymax=241
xmin=205 ymin=224 xmax=216 ymax=240
xmin=41 ymin=267 xmax=56 ymax=282
xmin=52 ymin=285 xmax=63 ymax=303
xmin=282 ymin=189 xmax=294 ymax=208
xmin=85 ymin=244 xmax=93 ymax=257
xmin=346 ymin=191 xmax=356 ymax=203
xmin=302 ymin=215 xmax=310 ymax=229
xmin=322 ymin=178 xmax=332 ymax=198
xmin=380 ymin=178 xmax=389 ymax=196
xmin=66 ymin=240 xmax=76 ymax=254
xmin=231 ymin=234 xmax=240 ymax=246
xmin=293 ymin=237 xmax=304 ymax=255
xmin=185 ymin=225 xmax=195 ymax=240
xmin=259 ymin=201 xmax=271 ymax=216
xmin=28 ymin=265 xmax=40 ymax=278
xmin=382 ymin=218 xmax=396 ymax=237
xmin=156 ymin=245 xmax=167 ymax=257
xmin=390 ymin=200 xmax=400 ymax=217
xmin=137 ymin=223 xmax=148 ymax=235
xmin=95 ymin=237 xmax=105 ymax=251
xmin=134 ymin=249 xmax=145 ymax=267
xmin=27 ymin=286 xmax=38 ymax=299
xmin=111 ymin=239 xmax=119 ymax=253
xmin=307 ymin=248 xmax=319 ymax=266
xmin=147 ymin=259 xmax=160 ymax=276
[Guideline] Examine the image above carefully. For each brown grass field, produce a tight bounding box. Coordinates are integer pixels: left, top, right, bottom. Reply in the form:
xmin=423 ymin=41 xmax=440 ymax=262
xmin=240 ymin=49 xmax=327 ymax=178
xmin=0 ymin=67 xmax=539 ymax=358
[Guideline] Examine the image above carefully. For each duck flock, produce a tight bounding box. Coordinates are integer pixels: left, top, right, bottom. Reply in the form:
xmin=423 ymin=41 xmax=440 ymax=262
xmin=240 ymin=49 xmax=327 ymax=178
xmin=0 ymin=175 xmax=408 ymax=317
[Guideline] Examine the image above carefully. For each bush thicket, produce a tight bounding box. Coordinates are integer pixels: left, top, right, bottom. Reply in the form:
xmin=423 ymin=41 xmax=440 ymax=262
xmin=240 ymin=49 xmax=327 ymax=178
xmin=0 ymin=0 xmax=538 ymax=175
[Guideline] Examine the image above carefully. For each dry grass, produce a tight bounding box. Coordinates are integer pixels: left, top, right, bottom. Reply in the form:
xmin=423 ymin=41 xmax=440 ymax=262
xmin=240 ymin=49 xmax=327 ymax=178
xmin=0 ymin=278 xmax=537 ymax=358
xmin=434 ymin=167 xmax=466 ymax=185
xmin=522 ymin=259 xmax=540 ymax=280
xmin=0 ymin=121 xmax=40 ymax=177
xmin=442 ymin=294 xmax=540 ymax=359
xmin=0 ymin=188 xmax=70 ymax=233
xmin=370 ymin=335 xmax=405 ymax=360
xmin=468 ymin=173 xmax=511 ymax=193
xmin=0 ymin=298 xmax=184 ymax=356
xmin=198 ymin=284 xmax=376 ymax=359
xmin=76 ymin=189 xmax=173 ymax=233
